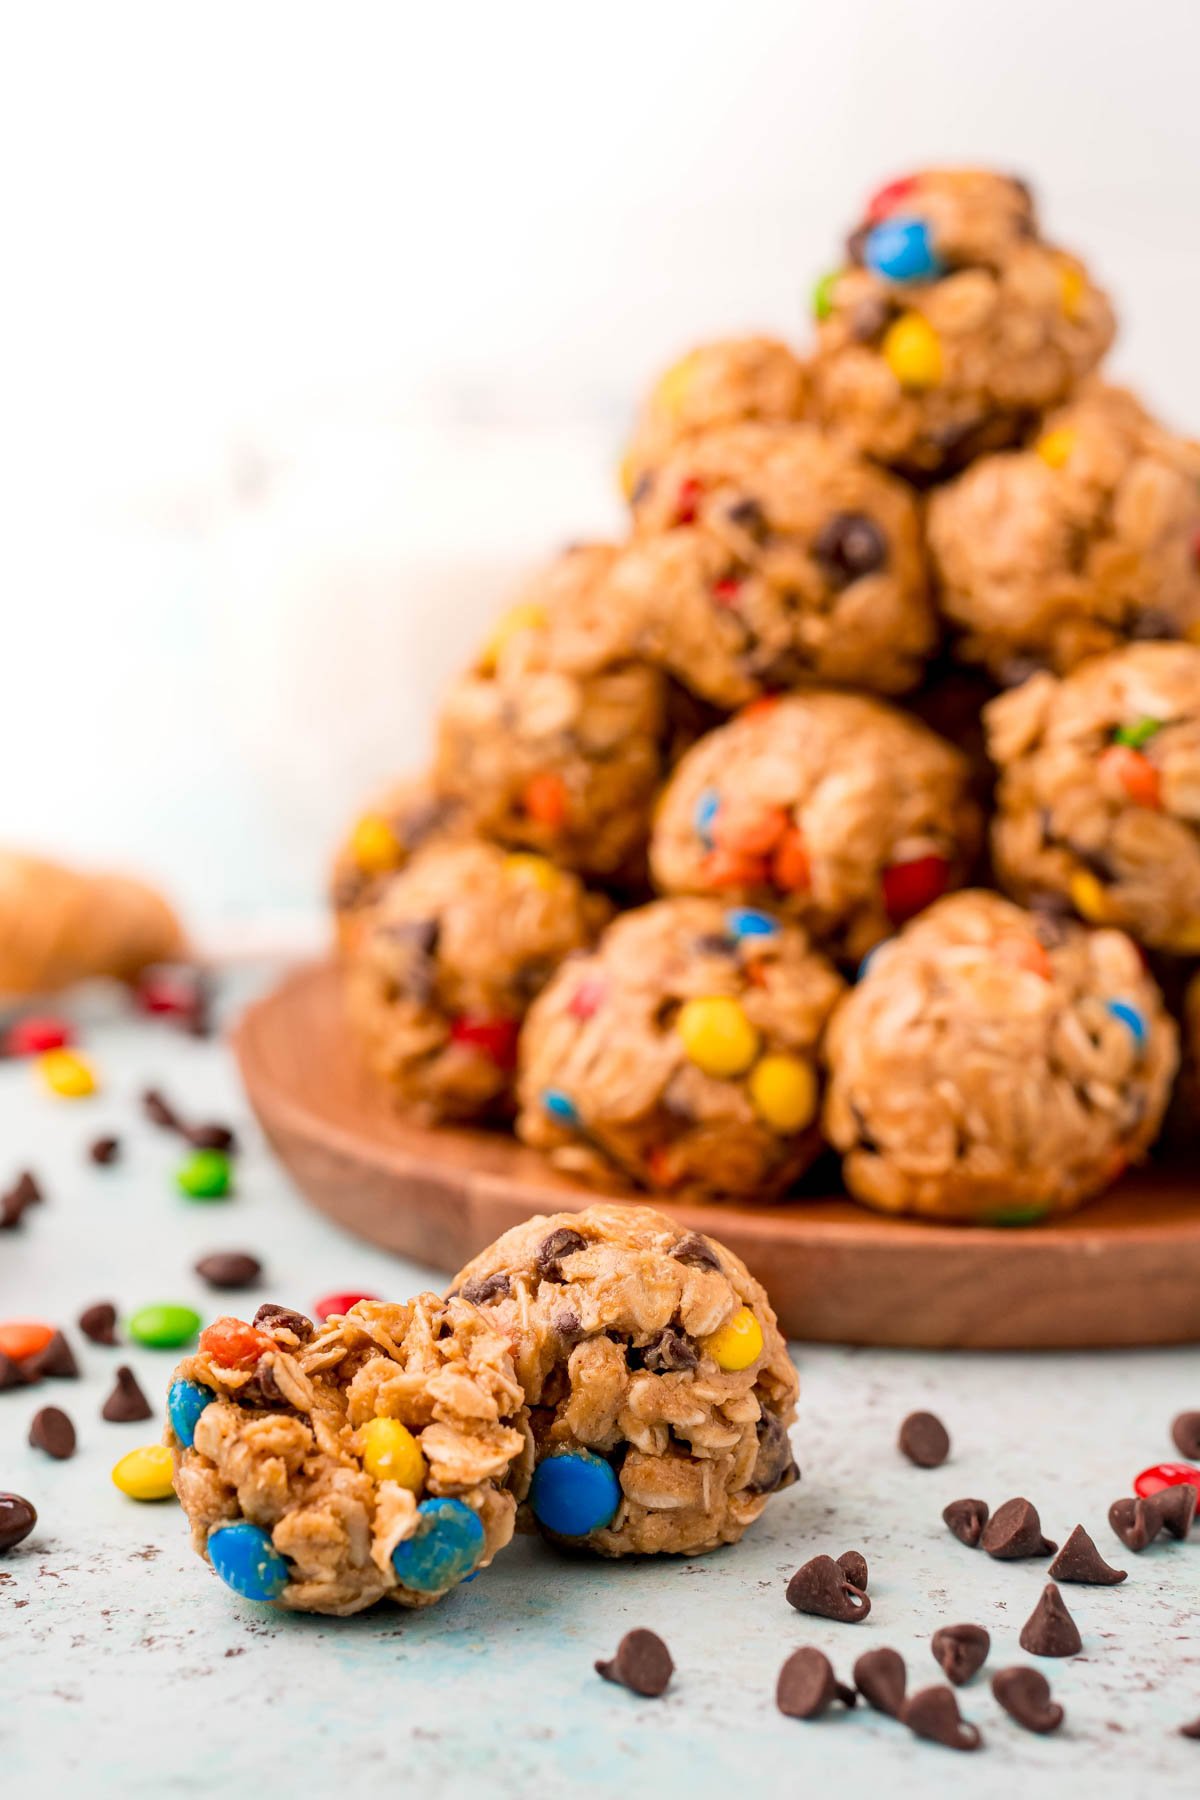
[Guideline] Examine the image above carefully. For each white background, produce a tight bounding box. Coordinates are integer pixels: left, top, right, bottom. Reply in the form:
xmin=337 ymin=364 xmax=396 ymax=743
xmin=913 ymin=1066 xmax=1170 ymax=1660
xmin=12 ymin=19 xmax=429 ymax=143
xmin=3 ymin=0 xmax=1199 ymax=945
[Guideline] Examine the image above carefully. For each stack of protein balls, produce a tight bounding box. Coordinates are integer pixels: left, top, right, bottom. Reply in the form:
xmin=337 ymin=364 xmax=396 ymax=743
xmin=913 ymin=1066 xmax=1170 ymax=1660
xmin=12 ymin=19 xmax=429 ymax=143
xmin=333 ymin=167 xmax=1200 ymax=1226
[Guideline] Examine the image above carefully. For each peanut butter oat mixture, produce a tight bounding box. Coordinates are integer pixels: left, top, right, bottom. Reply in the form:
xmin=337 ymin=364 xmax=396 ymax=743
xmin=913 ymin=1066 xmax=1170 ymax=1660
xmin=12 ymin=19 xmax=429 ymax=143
xmin=329 ymin=776 xmax=470 ymax=952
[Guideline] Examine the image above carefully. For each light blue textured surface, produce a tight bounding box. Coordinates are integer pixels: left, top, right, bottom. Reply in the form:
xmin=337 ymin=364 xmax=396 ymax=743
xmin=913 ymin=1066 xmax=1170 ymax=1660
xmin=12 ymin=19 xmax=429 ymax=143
xmin=1 ymin=972 xmax=1199 ymax=1797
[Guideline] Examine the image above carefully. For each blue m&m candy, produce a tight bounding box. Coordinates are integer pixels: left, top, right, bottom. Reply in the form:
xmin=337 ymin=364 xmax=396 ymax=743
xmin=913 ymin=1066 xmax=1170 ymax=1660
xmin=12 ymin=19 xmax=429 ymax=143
xmin=693 ymin=787 xmax=720 ymax=850
xmin=391 ymin=1496 xmax=485 ymax=1593
xmin=543 ymin=1088 xmax=579 ymax=1127
xmin=1106 ymin=999 xmax=1147 ymax=1053
xmin=208 ymin=1521 xmax=290 ymax=1601
xmin=725 ymin=907 xmax=779 ymax=941
xmin=529 ymin=1451 xmax=620 ymax=1538
xmin=864 ymin=217 xmax=943 ymax=284
xmin=167 ymin=1377 xmax=211 ymax=1449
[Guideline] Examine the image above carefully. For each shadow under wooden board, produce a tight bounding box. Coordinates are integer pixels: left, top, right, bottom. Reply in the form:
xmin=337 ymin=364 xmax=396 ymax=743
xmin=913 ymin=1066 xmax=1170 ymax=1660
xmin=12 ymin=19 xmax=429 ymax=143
xmin=233 ymin=959 xmax=1200 ymax=1352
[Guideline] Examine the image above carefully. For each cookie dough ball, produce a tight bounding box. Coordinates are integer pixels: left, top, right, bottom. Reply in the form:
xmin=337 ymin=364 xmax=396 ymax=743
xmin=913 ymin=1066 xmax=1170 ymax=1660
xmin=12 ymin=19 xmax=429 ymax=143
xmin=985 ymin=643 xmax=1200 ymax=953
xmin=823 ymin=891 xmax=1177 ymax=1221
xmin=809 ymin=168 xmax=1115 ymax=478
xmin=619 ymin=422 xmax=932 ymax=705
xmin=622 ymin=336 xmax=808 ymax=499
xmin=330 ymin=776 xmax=470 ymax=952
xmin=516 ymin=898 xmax=844 ymax=1200
xmin=169 ymin=1295 xmax=531 ymax=1615
xmin=928 ymin=385 xmax=1200 ymax=679
xmin=651 ymin=692 xmax=980 ymax=961
xmin=449 ymin=1203 xmax=799 ymax=1556
xmin=434 ymin=544 xmax=672 ymax=882
xmin=347 ymin=840 xmax=609 ymax=1121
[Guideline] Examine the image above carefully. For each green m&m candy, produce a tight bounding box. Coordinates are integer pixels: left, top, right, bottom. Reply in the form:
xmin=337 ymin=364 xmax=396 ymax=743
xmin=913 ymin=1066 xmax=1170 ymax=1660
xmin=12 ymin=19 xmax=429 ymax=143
xmin=176 ymin=1149 xmax=232 ymax=1200
xmin=127 ymin=1303 xmax=202 ymax=1349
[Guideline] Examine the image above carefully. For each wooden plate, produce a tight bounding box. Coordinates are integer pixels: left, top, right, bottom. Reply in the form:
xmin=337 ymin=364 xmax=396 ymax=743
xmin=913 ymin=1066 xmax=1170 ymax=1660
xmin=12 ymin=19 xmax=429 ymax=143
xmin=233 ymin=960 xmax=1200 ymax=1350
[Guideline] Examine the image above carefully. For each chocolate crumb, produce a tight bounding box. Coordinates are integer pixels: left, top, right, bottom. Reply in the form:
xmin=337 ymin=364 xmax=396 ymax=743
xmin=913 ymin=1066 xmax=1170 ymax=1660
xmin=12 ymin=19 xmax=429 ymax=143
xmin=898 ymin=1410 xmax=950 ymax=1468
xmin=194 ymin=1251 xmax=262 ymax=1291
xmin=786 ymin=1554 xmax=871 ymax=1623
xmin=854 ymin=1647 xmax=906 ymax=1716
xmin=992 ymin=1666 xmax=1064 ymax=1734
xmin=943 ymin=1497 xmax=989 ymax=1547
xmin=459 ymin=1272 xmax=511 ymax=1305
xmin=101 ymin=1366 xmax=152 ymax=1423
xmin=901 ymin=1685 xmax=982 ymax=1752
xmin=776 ymin=1647 xmax=845 ymax=1719
xmin=836 ymin=1550 xmax=868 ymax=1591
xmin=981 ymin=1497 xmax=1057 ymax=1560
xmin=78 ymin=1302 xmax=118 ymax=1346
xmin=931 ymin=1624 xmax=990 ymax=1686
xmin=29 ymin=1406 xmax=76 ymax=1460
xmin=89 ymin=1136 xmax=120 ymax=1166
xmin=1048 ymin=1523 xmax=1126 ymax=1585
xmin=1018 ymin=1583 xmax=1082 ymax=1658
xmin=595 ymin=1629 xmax=673 ymax=1697
xmin=22 ymin=1330 xmax=80 ymax=1381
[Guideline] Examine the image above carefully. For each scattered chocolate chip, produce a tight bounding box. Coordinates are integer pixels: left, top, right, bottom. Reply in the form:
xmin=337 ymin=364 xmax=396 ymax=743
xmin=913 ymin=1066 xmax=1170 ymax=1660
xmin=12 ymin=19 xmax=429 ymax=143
xmin=101 ymin=1366 xmax=152 ymax=1423
xmin=550 ymin=1307 xmax=583 ymax=1342
xmin=837 ymin=1550 xmax=868 ymax=1591
xmin=1048 ymin=1523 xmax=1127 ymax=1585
xmin=240 ymin=1358 xmax=290 ymax=1411
xmin=981 ymin=1497 xmax=1057 ymax=1560
xmin=29 ymin=1406 xmax=76 ymax=1460
xmin=253 ymin=1304 xmax=314 ymax=1343
xmin=536 ymin=1228 xmax=587 ymax=1282
xmin=776 ymin=1647 xmax=843 ymax=1719
xmin=1155 ymin=1483 xmax=1197 ymax=1540
xmin=194 ymin=1251 xmax=262 ymax=1290
xmin=854 ymin=1647 xmax=907 ymax=1716
xmin=22 ymin=1330 xmax=79 ymax=1381
xmin=0 ymin=1351 xmax=34 ymax=1390
xmin=1018 ymin=1583 xmax=1082 ymax=1658
xmin=1108 ymin=1496 xmax=1160 ymax=1552
xmin=1172 ymin=1412 xmax=1200 ymax=1460
xmin=943 ymin=1497 xmax=989 ymax=1547
xmin=931 ymin=1624 xmax=990 ymax=1686
xmin=670 ymin=1234 xmax=720 ymax=1271
xmin=1 ymin=1170 xmax=41 ymax=1229
xmin=849 ymin=295 xmax=893 ymax=344
xmin=459 ymin=1272 xmax=511 ymax=1305
xmin=844 ymin=224 xmax=870 ymax=266
xmin=142 ymin=1087 xmax=180 ymax=1131
xmin=187 ymin=1122 xmax=237 ymax=1153
xmin=594 ymin=1629 xmax=673 ymax=1697
xmin=642 ymin=1327 xmax=698 ymax=1374
xmin=13 ymin=1170 xmax=42 ymax=1206
xmin=0 ymin=1492 xmax=37 ymax=1553
xmin=749 ymin=1411 xmax=799 ymax=1494
xmin=992 ymin=1666 xmax=1063 ymax=1734
xmin=901 ymin=1685 xmax=982 ymax=1752
xmin=726 ymin=497 xmax=768 ymax=541
xmin=814 ymin=511 xmax=888 ymax=589
xmin=89 ymin=1135 xmax=120 ymax=1165
xmin=78 ymin=1302 xmax=118 ymax=1346
xmin=1180 ymin=1717 xmax=1200 ymax=1740
xmin=1129 ymin=606 xmax=1177 ymax=642
xmin=898 ymin=1410 xmax=950 ymax=1469
xmin=786 ymin=1554 xmax=871 ymax=1623
xmin=693 ymin=932 xmax=738 ymax=958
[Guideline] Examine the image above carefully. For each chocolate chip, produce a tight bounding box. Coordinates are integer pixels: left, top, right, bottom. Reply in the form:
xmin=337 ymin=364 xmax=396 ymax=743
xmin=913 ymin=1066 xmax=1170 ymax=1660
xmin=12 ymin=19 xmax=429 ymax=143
xmin=992 ymin=1666 xmax=1063 ymax=1734
xmin=1048 ymin=1523 xmax=1127 ymax=1585
xmin=551 ymin=1307 xmax=583 ymax=1342
xmin=670 ymin=1234 xmax=721 ymax=1271
xmin=629 ymin=472 xmax=654 ymax=508
xmin=594 ymin=1629 xmax=673 ymax=1697
xmin=253 ymin=1304 xmax=314 ymax=1342
xmin=844 ymin=224 xmax=870 ymax=266
xmin=849 ymin=295 xmax=894 ymax=344
xmin=398 ymin=801 xmax=456 ymax=854
xmin=749 ymin=1411 xmax=799 ymax=1495
xmin=1018 ymin=1583 xmax=1081 ymax=1658
xmin=22 ymin=1330 xmax=79 ymax=1381
xmin=29 ymin=1406 xmax=76 ymax=1460
xmin=814 ymin=512 xmax=888 ymax=589
xmin=187 ymin=1122 xmax=237 ymax=1153
xmin=89 ymin=1135 xmax=120 ymax=1165
xmin=837 ymin=1550 xmax=868 ymax=1591
xmin=536 ymin=1228 xmax=587 ymax=1282
xmin=776 ymin=1647 xmax=841 ymax=1719
xmin=101 ymin=1366 xmax=152 ymax=1423
xmin=931 ymin=1624 xmax=990 ymax=1686
xmin=1172 ymin=1412 xmax=1200 ymax=1460
xmin=943 ymin=1497 xmax=989 ymax=1547
xmin=1129 ymin=606 xmax=1177 ymax=642
xmin=12 ymin=1170 xmax=42 ymax=1206
xmin=459 ymin=1272 xmax=511 ymax=1305
xmin=854 ymin=1647 xmax=907 ymax=1716
xmin=786 ymin=1554 xmax=871 ymax=1623
xmin=726 ymin=497 xmax=768 ymax=541
xmin=1180 ymin=1717 xmax=1200 ymax=1740
xmin=78 ymin=1302 xmax=118 ymax=1346
xmin=194 ymin=1251 xmax=262 ymax=1290
xmin=1 ymin=1169 xmax=41 ymax=1229
xmin=0 ymin=1493 xmax=37 ymax=1553
xmin=693 ymin=932 xmax=737 ymax=957
xmin=642 ymin=1327 xmax=698 ymax=1374
xmin=997 ymin=655 xmax=1047 ymax=690
xmin=898 ymin=1410 xmax=950 ymax=1469
xmin=901 ymin=1685 xmax=982 ymax=1752
xmin=240 ymin=1358 xmax=291 ymax=1411
xmin=980 ymin=1497 xmax=1057 ymax=1560
xmin=142 ymin=1087 xmax=181 ymax=1131
xmin=1108 ymin=1496 xmax=1160 ymax=1552
xmin=1159 ymin=1484 xmax=1197 ymax=1538
xmin=0 ymin=1351 xmax=34 ymax=1390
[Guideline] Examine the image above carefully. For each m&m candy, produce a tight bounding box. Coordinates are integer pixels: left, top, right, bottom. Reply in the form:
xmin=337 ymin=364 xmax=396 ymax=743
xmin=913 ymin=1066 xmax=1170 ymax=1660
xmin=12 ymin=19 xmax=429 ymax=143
xmin=391 ymin=1496 xmax=485 ymax=1592
xmin=882 ymin=853 xmax=950 ymax=923
xmin=176 ymin=1149 xmax=232 ymax=1200
xmin=0 ymin=1320 xmax=54 ymax=1362
xmin=167 ymin=1378 xmax=211 ymax=1449
xmin=542 ymin=1088 xmax=580 ymax=1127
xmin=702 ymin=1305 xmax=764 ymax=1372
xmin=726 ymin=907 xmax=779 ymax=941
xmin=313 ymin=1291 xmax=379 ymax=1323
xmin=37 ymin=1049 xmax=97 ymax=1099
xmin=529 ymin=1451 xmax=621 ymax=1538
xmin=3 ymin=1016 xmax=73 ymax=1058
xmin=1133 ymin=1462 xmax=1200 ymax=1499
xmin=693 ymin=788 xmax=720 ymax=850
xmin=749 ymin=1055 xmax=817 ymax=1134
xmin=128 ymin=1304 xmax=202 ymax=1350
xmin=1106 ymin=1000 xmax=1147 ymax=1053
xmin=360 ymin=1418 xmax=426 ymax=1491
xmin=864 ymin=217 xmax=943 ymax=284
xmin=208 ymin=1520 xmax=290 ymax=1600
xmin=882 ymin=314 xmax=942 ymax=390
xmin=676 ymin=996 xmax=760 ymax=1078
xmin=112 ymin=1445 xmax=176 ymax=1502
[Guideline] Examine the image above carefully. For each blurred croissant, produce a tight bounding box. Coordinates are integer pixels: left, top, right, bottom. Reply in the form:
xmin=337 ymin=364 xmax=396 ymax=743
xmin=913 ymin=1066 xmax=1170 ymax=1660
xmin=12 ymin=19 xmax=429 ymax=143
xmin=0 ymin=850 xmax=186 ymax=996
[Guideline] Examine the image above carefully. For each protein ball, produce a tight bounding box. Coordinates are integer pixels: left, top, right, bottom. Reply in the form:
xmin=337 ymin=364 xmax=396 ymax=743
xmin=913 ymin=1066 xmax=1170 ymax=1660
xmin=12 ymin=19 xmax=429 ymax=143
xmin=809 ymin=168 xmax=1114 ymax=479
xmin=448 ymin=1203 xmax=799 ymax=1557
xmin=650 ymin=691 xmax=980 ymax=962
xmin=346 ymin=839 xmax=609 ymax=1122
xmin=822 ymin=890 xmax=1177 ymax=1222
xmin=985 ymin=642 xmax=1200 ymax=953
xmin=516 ymin=897 xmax=843 ymax=1201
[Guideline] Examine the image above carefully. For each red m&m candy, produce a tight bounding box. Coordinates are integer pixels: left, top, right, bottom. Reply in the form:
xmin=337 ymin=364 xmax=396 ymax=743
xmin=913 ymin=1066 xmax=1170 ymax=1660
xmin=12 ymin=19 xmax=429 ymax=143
xmin=199 ymin=1317 xmax=272 ymax=1369
xmin=882 ymin=853 xmax=950 ymax=923
xmin=449 ymin=1015 xmax=520 ymax=1068
xmin=4 ymin=1016 xmax=74 ymax=1058
xmin=1133 ymin=1461 xmax=1200 ymax=1498
xmin=313 ymin=1291 xmax=379 ymax=1323
xmin=866 ymin=175 xmax=917 ymax=222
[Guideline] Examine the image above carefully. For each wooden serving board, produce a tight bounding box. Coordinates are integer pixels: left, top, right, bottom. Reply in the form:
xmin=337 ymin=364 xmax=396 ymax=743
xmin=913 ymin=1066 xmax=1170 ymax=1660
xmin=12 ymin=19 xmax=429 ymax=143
xmin=233 ymin=960 xmax=1200 ymax=1350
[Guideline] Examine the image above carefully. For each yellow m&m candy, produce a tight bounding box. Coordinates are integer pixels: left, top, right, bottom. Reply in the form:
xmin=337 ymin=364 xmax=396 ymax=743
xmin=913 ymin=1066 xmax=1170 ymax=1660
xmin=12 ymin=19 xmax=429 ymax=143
xmin=703 ymin=1306 xmax=764 ymax=1372
xmin=504 ymin=852 xmax=560 ymax=891
xmin=360 ymin=1418 xmax=426 ymax=1492
xmin=882 ymin=314 xmax=942 ymax=390
xmin=37 ymin=1048 xmax=97 ymax=1099
xmin=1058 ymin=260 xmax=1087 ymax=321
xmin=1070 ymin=869 xmax=1116 ymax=924
xmin=749 ymin=1054 xmax=817 ymax=1134
xmin=1166 ymin=919 xmax=1200 ymax=955
xmin=653 ymin=351 xmax=700 ymax=420
xmin=677 ymin=996 xmax=760 ymax=1078
xmin=112 ymin=1445 xmax=176 ymax=1502
xmin=1036 ymin=427 xmax=1076 ymax=470
xmin=479 ymin=603 xmax=547 ymax=673
xmin=350 ymin=813 xmax=402 ymax=876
